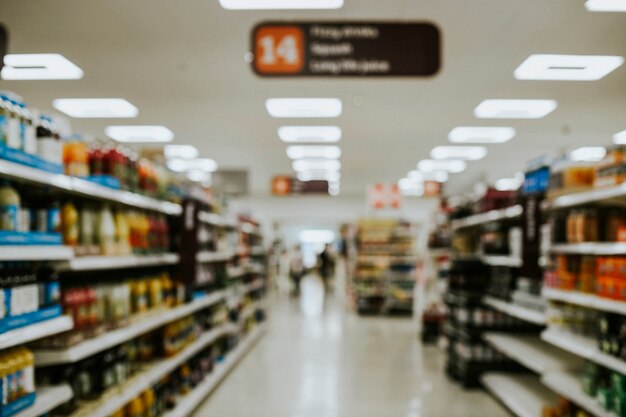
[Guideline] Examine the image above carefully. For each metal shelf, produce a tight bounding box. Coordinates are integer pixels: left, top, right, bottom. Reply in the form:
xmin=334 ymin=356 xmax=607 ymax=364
xmin=64 ymin=253 xmax=179 ymax=271
xmin=0 ymin=245 xmax=74 ymax=261
xmin=483 ymin=296 xmax=546 ymax=325
xmin=542 ymin=370 xmax=617 ymax=417
xmin=34 ymin=291 xmax=225 ymax=366
xmin=541 ymin=328 xmax=626 ymax=375
xmin=0 ymin=316 xmax=74 ymax=351
xmin=550 ymin=242 xmax=626 ymax=255
xmin=13 ymin=384 xmax=73 ymax=417
xmin=481 ymin=373 xmax=558 ymax=417
xmin=0 ymin=159 xmax=182 ymax=215
xmin=545 ymin=183 xmax=626 ymax=211
xmin=482 ymin=255 xmax=522 ymax=268
xmin=483 ymin=332 xmax=581 ymax=374
xmin=198 ymin=211 xmax=237 ymax=228
xmin=542 ymin=287 xmax=626 ymax=316
xmin=197 ymin=250 xmax=235 ymax=263
xmin=451 ymin=205 xmax=523 ymax=230
xmin=162 ymin=324 xmax=267 ymax=417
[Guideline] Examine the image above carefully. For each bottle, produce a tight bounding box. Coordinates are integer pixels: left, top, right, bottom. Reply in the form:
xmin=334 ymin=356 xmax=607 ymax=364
xmin=142 ymin=388 xmax=157 ymax=417
xmin=61 ymin=202 xmax=79 ymax=246
xmin=0 ymin=181 xmax=20 ymax=231
xmin=5 ymin=98 xmax=21 ymax=150
xmin=115 ymin=210 xmax=131 ymax=255
xmin=148 ymin=277 xmax=162 ymax=310
xmin=21 ymin=104 xmax=37 ymax=155
xmin=36 ymin=114 xmax=63 ymax=165
xmin=88 ymin=141 xmax=105 ymax=177
xmin=97 ymin=206 xmax=116 ymax=255
xmin=125 ymin=397 xmax=145 ymax=417
xmin=47 ymin=201 xmax=61 ymax=234
xmin=37 ymin=266 xmax=60 ymax=308
xmin=19 ymin=348 xmax=34 ymax=395
xmin=79 ymin=206 xmax=95 ymax=255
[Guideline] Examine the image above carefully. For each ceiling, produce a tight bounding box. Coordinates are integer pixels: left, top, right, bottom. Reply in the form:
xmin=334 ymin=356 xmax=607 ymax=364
xmin=1 ymin=0 xmax=625 ymax=197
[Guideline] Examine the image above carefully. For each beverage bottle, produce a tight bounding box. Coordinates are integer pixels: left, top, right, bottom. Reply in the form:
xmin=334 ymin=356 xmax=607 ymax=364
xmin=21 ymin=104 xmax=37 ymax=155
xmin=98 ymin=206 xmax=116 ymax=255
xmin=0 ymin=181 xmax=20 ymax=231
xmin=89 ymin=141 xmax=105 ymax=177
xmin=61 ymin=202 xmax=79 ymax=246
xmin=115 ymin=210 xmax=131 ymax=255
xmin=5 ymin=98 xmax=21 ymax=150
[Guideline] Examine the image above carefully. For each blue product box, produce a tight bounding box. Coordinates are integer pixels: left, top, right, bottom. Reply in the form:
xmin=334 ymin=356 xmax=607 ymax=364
xmin=0 ymin=231 xmax=63 ymax=245
xmin=0 ymin=305 xmax=62 ymax=335
xmin=1 ymin=392 xmax=36 ymax=417
xmin=0 ymin=143 xmax=63 ymax=174
xmin=86 ymin=175 xmax=121 ymax=189
xmin=523 ymin=167 xmax=550 ymax=194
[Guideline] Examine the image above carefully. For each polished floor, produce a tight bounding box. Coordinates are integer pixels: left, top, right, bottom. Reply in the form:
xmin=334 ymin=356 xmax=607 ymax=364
xmin=193 ymin=276 xmax=509 ymax=417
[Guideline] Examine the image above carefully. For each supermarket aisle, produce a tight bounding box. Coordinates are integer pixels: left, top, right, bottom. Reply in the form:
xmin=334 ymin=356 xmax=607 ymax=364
xmin=193 ymin=275 xmax=508 ymax=417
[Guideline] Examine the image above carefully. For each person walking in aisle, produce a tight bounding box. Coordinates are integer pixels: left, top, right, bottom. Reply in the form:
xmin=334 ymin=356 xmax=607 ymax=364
xmin=289 ymin=245 xmax=304 ymax=297
xmin=318 ymin=243 xmax=334 ymax=291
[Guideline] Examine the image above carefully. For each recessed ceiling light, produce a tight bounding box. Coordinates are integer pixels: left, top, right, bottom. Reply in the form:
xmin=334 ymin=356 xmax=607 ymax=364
xmin=2 ymin=53 xmax=83 ymax=80
xmin=266 ymin=98 xmax=342 ymax=118
xmin=585 ymin=0 xmax=626 ymax=11
xmin=53 ymin=98 xmax=138 ymax=118
xmin=514 ymin=54 xmax=624 ymax=81
xmin=297 ymin=170 xmax=341 ymax=182
xmin=495 ymin=178 xmax=522 ymax=191
xmin=286 ymin=145 xmax=341 ymax=160
xmin=164 ymin=145 xmax=199 ymax=159
xmin=431 ymin=146 xmax=487 ymax=161
xmin=398 ymin=178 xmax=424 ymax=196
xmin=292 ymin=159 xmax=341 ymax=172
xmin=106 ymin=125 xmax=174 ymax=143
xmin=568 ymin=146 xmax=606 ymax=162
xmin=417 ymin=159 xmax=467 ymax=173
xmin=407 ymin=170 xmax=450 ymax=182
xmin=449 ymin=127 xmax=516 ymax=144
xmin=614 ymin=130 xmax=626 ymax=144
xmin=167 ymin=158 xmax=218 ymax=172
xmin=278 ymin=126 xmax=342 ymax=143
xmin=474 ymin=99 xmax=558 ymax=119
xmin=219 ymin=0 xmax=343 ymax=9
xmin=186 ymin=170 xmax=212 ymax=183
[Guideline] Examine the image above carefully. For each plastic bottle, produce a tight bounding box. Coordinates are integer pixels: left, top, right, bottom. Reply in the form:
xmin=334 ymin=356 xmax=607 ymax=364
xmin=125 ymin=397 xmax=145 ymax=417
xmin=21 ymin=104 xmax=37 ymax=155
xmin=61 ymin=202 xmax=79 ymax=246
xmin=0 ymin=181 xmax=20 ymax=231
xmin=115 ymin=210 xmax=131 ymax=255
xmin=142 ymin=389 xmax=156 ymax=417
xmin=5 ymin=98 xmax=21 ymax=150
xmin=79 ymin=206 xmax=95 ymax=255
xmin=36 ymin=114 xmax=62 ymax=165
xmin=98 ymin=206 xmax=116 ymax=255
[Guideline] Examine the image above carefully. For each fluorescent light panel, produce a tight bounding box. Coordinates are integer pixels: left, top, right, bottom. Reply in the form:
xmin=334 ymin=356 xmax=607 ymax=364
xmin=586 ymin=0 xmax=626 ymax=11
xmin=292 ymin=159 xmax=341 ymax=172
xmin=266 ymin=98 xmax=342 ymax=118
xmin=431 ymin=146 xmax=487 ymax=161
xmin=186 ymin=170 xmax=212 ymax=182
xmin=278 ymin=126 xmax=341 ymax=143
xmin=569 ymin=146 xmax=606 ymax=162
xmin=164 ymin=145 xmax=199 ymax=159
xmin=106 ymin=125 xmax=174 ymax=143
xmin=2 ymin=53 xmax=83 ymax=80
xmin=297 ymin=170 xmax=341 ymax=182
xmin=418 ymin=159 xmax=467 ymax=173
xmin=219 ymin=0 xmax=343 ymax=9
xmin=167 ymin=158 xmax=218 ymax=172
xmin=408 ymin=170 xmax=449 ymax=182
xmin=495 ymin=178 xmax=522 ymax=191
xmin=286 ymin=145 xmax=341 ymax=160
xmin=474 ymin=99 xmax=558 ymax=119
xmin=515 ymin=54 xmax=624 ymax=81
xmin=449 ymin=127 xmax=516 ymax=144
xmin=614 ymin=130 xmax=626 ymax=144
xmin=53 ymin=98 xmax=138 ymax=118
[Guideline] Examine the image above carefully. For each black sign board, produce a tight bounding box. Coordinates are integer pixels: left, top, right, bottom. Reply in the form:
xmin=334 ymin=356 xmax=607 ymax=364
xmin=251 ymin=22 xmax=440 ymax=77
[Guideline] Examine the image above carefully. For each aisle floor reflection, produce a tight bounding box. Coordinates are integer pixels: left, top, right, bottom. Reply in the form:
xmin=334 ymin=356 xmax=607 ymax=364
xmin=193 ymin=275 xmax=508 ymax=417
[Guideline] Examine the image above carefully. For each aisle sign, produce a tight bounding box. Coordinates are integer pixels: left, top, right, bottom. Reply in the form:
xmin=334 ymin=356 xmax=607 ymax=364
xmin=271 ymin=175 xmax=329 ymax=195
xmin=368 ymin=183 xmax=403 ymax=209
xmin=252 ymin=22 xmax=441 ymax=77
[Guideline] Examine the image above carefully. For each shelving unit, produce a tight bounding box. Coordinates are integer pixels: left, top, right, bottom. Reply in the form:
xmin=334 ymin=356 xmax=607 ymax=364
xmin=162 ymin=324 xmax=267 ymax=417
xmin=13 ymin=384 xmax=74 ymax=417
xmin=544 ymin=182 xmax=626 ymax=211
xmin=481 ymin=256 xmax=522 ymax=268
xmin=0 ymin=316 xmax=74 ymax=350
xmin=64 ymin=253 xmax=180 ymax=271
xmin=481 ymin=373 xmax=558 ymax=417
xmin=197 ymin=250 xmax=236 ymax=263
xmin=198 ymin=211 xmax=237 ymax=228
xmin=34 ymin=291 xmax=226 ymax=365
xmin=550 ymin=242 xmax=626 ymax=255
xmin=0 ymin=159 xmax=182 ymax=215
xmin=483 ymin=296 xmax=546 ymax=325
xmin=543 ymin=287 xmax=626 ymax=315
xmin=542 ymin=370 xmax=617 ymax=417
xmin=483 ymin=333 xmax=580 ymax=374
xmin=450 ymin=205 xmax=523 ymax=230
xmin=0 ymin=245 xmax=74 ymax=261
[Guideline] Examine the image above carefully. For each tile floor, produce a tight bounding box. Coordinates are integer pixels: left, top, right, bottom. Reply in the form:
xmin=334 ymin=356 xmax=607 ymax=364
xmin=193 ymin=276 xmax=509 ymax=417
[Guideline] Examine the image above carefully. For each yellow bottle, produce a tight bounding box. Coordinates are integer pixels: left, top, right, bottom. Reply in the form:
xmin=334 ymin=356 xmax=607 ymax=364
xmin=142 ymin=389 xmax=156 ymax=417
xmin=148 ymin=277 xmax=162 ymax=310
xmin=5 ymin=349 xmax=19 ymax=403
xmin=110 ymin=409 xmax=125 ymax=417
xmin=125 ymin=396 xmax=145 ymax=417
xmin=115 ymin=210 xmax=131 ymax=255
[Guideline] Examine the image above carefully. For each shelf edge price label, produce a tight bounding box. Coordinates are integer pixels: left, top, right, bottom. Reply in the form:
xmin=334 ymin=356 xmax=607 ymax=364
xmin=251 ymin=21 xmax=441 ymax=77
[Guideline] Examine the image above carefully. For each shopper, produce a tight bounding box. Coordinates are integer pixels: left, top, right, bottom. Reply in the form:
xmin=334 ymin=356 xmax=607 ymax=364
xmin=318 ymin=244 xmax=334 ymax=290
xmin=289 ymin=245 xmax=304 ymax=297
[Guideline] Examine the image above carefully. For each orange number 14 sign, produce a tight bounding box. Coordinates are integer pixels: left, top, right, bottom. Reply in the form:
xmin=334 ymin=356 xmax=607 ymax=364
xmin=254 ymin=26 xmax=304 ymax=74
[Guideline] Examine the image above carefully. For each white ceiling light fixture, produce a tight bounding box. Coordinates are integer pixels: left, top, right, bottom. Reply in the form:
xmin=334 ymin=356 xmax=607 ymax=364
xmin=495 ymin=178 xmax=522 ymax=191
xmin=614 ymin=130 xmax=626 ymax=144
xmin=106 ymin=125 xmax=174 ymax=143
xmin=186 ymin=170 xmax=212 ymax=183
xmin=167 ymin=158 xmax=218 ymax=172
xmin=297 ymin=170 xmax=341 ymax=182
xmin=164 ymin=145 xmax=199 ymax=159
xmin=418 ymin=159 xmax=467 ymax=173
xmin=449 ymin=127 xmax=516 ymax=144
xmin=278 ymin=126 xmax=342 ymax=143
xmin=431 ymin=146 xmax=487 ymax=161
xmin=219 ymin=0 xmax=343 ymax=9
xmin=2 ymin=53 xmax=83 ymax=80
xmin=569 ymin=146 xmax=607 ymax=162
xmin=286 ymin=145 xmax=341 ymax=160
xmin=266 ymin=98 xmax=342 ymax=118
xmin=53 ymin=98 xmax=138 ymax=118
xmin=292 ymin=159 xmax=341 ymax=172
xmin=408 ymin=170 xmax=450 ymax=182
xmin=474 ymin=99 xmax=558 ymax=119
xmin=585 ymin=0 xmax=626 ymax=11
xmin=514 ymin=54 xmax=624 ymax=81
